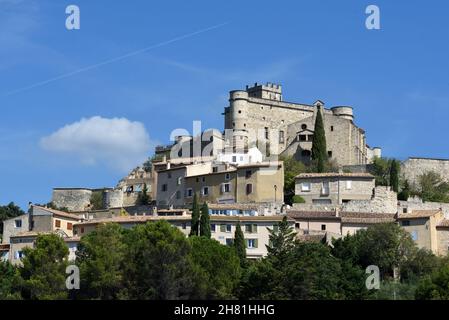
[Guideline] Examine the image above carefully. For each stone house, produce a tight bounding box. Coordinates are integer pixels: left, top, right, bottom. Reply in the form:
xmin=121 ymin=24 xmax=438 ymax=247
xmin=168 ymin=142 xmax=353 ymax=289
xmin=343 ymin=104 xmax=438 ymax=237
xmin=397 ymin=209 xmax=444 ymax=255
xmin=287 ymin=210 xmax=396 ymax=238
xmin=1 ymin=213 xmax=29 ymax=244
xmin=30 ymin=205 xmax=84 ymax=238
xmin=183 ymin=162 xmax=284 ymax=209
xmin=294 ymin=173 xmax=375 ymax=206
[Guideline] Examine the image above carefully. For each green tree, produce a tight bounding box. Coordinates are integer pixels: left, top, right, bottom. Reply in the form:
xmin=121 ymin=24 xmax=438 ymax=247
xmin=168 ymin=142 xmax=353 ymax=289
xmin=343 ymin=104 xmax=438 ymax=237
xmin=417 ymin=171 xmax=449 ymax=203
xmin=398 ymin=180 xmax=411 ymax=201
xmin=136 ymin=183 xmax=151 ymax=205
xmin=280 ymin=156 xmax=306 ymax=204
xmin=90 ymin=191 xmax=104 ymax=210
xmin=233 ymin=222 xmax=246 ymax=267
xmin=122 ymin=221 xmax=202 ymax=299
xmin=76 ymin=223 xmax=126 ymax=299
xmin=189 ymin=236 xmax=241 ymax=299
xmin=0 ymin=261 xmax=22 ymax=300
xmin=371 ymin=157 xmax=392 ymax=186
xmin=292 ymin=195 xmax=305 ymax=204
xmin=389 ymin=159 xmax=400 ymax=193
xmin=333 ymin=223 xmax=417 ymax=279
xmin=266 ymin=216 xmax=296 ymax=264
xmin=400 ymin=248 xmax=444 ymax=282
xmin=189 ymin=194 xmax=200 ymax=236
xmin=311 ymin=107 xmax=328 ymax=173
xmin=199 ymin=202 xmax=211 ymax=238
xmin=20 ymin=234 xmax=69 ymax=300
xmin=415 ymin=264 xmax=449 ymax=300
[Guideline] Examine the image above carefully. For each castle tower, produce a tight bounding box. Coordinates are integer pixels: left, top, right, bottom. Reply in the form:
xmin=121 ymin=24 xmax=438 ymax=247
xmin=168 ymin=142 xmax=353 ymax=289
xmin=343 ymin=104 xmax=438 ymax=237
xmin=229 ymin=90 xmax=249 ymax=151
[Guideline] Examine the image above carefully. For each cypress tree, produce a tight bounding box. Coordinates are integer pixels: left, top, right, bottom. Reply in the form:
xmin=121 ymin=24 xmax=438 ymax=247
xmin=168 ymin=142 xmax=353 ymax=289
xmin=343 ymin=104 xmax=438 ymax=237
xmin=390 ymin=160 xmax=399 ymax=193
xmin=136 ymin=183 xmax=151 ymax=205
xmin=199 ymin=202 xmax=211 ymax=238
xmin=311 ymin=106 xmax=328 ymax=173
xmin=189 ymin=194 xmax=200 ymax=236
xmin=233 ymin=222 xmax=246 ymax=267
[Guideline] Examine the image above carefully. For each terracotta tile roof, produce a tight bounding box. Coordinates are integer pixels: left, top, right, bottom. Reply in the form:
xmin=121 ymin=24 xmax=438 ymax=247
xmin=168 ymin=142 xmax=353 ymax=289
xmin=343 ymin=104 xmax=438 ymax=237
xmin=237 ymin=161 xmax=283 ymax=169
xmin=340 ymin=212 xmax=396 ymax=224
xmin=74 ymin=215 xmax=191 ymax=226
xmin=64 ymin=236 xmax=81 ymax=242
xmin=397 ymin=210 xmax=441 ymax=219
xmin=33 ymin=205 xmax=85 ymax=221
xmin=295 ymin=172 xmax=374 ymax=179
xmin=287 ymin=210 xmax=339 ymax=220
xmin=297 ymin=233 xmax=326 ymax=242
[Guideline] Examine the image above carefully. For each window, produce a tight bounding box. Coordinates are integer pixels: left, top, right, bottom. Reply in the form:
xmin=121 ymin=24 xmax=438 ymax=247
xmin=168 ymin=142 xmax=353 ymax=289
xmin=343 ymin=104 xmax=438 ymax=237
xmin=279 ymin=131 xmax=285 ymax=143
xmin=176 ymin=190 xmax=181 ymax=199
xmin=225 ymin=238 xmax=233 ymax=246
xmin=245 ymin=224 xmax=258 ymax=233
xmin=67 ymin=222 xmax=73 ymax=231
xmin=238 ymin=110 xmax=242 ymax=114
xmin=232 ymin=156 xmax=237 ymax=162
xmin=247 ymin=239 xmax=258 ymax=249
xmin=185 ymin=188 xmax=193 ymax=198
xmin=222 ymin=183 xmax=231 ymax=193
xmin=331 ymin=126 xmax=334 ymax=131
xmin=81 ymin=227 xmax=85 ymax=234
xmin=301 ymin=182 xmax=311 ymax=192
xmin=225 ymin=173 xmax=231 ymax=180
xmin=14 ymin=219 xmax=22 ymax=228
xmin=265 ymin=127 xmax=269 ymax=139
xmin=411 ymin=230 xmax=418 ymax=241
xmin=295 ymin=223 xmax=300 ymax=229
xmin=403 ymin=208 xmax=408 ymax=213
xmin=322 ymin=181 xmax=330 ymax=195
xmin=402 ymin=220 xmax=410 ymax=226
xmin=211 ymin=224 xmax=216 ymax=232
xmin=167 ymin=172 xmax=172 ymax=179
xmin=15 ymin=251 xmax=24 ymax=260
xmin=55 ymin=219 xmax=61 ymax=228
xmin=301 ymin=124 xmax=307 ymax=130
xmin=212 ymin=167 xmax=218 ymax=173
xmin=321 ymin=224 xmax=326 ymax=231
xmin=202 ymin=177 xmax=206 ymax=183
xmin=346 ymin=180 xmax=352 ymax=190
xmin=202 ymin=187 xmax=209 ymax=196
xmin=245 ymin=170 xmax=252 ymax=178
xmin=299 ymin=134 xmax=307 ymax=142
xmin=226 ymin=224 xmax=232 ymax=233
xmin=177 ymin=177 xmax=182 ymax=185
xmin=182 ymin=223 xmax=187 ymax=230
xmin=161 ymin=184 xmax=168 ymax=192
xmin=246 ymin=183 xmax=253 ymax=194
xmin=196 ymin=177 xmax=199 ymax=183
xmin=328 ymin=151 xmax=333 ymax=158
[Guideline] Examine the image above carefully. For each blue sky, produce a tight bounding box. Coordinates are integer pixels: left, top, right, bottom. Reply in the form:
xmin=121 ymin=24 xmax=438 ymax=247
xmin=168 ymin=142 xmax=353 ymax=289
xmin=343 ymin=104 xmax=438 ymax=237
xmin=1 ymin=0 xmax=448 ymax=210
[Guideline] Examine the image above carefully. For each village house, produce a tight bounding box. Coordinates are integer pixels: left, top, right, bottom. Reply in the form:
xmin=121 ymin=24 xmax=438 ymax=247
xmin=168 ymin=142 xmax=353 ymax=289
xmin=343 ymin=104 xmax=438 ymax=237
xmin=397 ymin=209 xmax=444 ymax=255
xmin=294 ymin=172 xmax=375 ymax=206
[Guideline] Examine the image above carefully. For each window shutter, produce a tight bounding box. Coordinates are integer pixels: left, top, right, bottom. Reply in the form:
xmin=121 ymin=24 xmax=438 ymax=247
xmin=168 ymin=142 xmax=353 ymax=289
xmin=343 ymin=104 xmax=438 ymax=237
xmin=254 ymin=239 xmax=258 ymax=248
xmin=220 ymin=224 xmax=226 ymax=232
xmin=252 ymin=224 xmax=258 ymax=233
xmin=273 ymin=225 xmax=279 ymax=232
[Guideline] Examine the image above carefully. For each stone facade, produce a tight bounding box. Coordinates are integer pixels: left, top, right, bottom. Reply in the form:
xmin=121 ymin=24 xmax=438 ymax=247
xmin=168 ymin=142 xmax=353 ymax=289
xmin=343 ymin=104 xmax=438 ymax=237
xmin=52 ymin=188 xmax=92 ymax=212
xmin=224 ymin=83 xmax=381 ymax=166
xmin=1 ymin=214 xmax=29 ymax=244
xmin=295 ymin=173 xmax=375 ymax=206
xmin=342 ymin=186 xmax=398 ymax=214
xmin=401 ymin=157 xmax=449 ymax=188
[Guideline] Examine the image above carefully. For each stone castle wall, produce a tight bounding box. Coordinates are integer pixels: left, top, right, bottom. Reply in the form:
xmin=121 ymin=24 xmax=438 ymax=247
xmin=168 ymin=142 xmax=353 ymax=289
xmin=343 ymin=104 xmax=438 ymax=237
xmin=52 ymin=189 xmax=92 ymax=212
xmin=342 ymin=186 xmax=397 ymax=214
xmin=401 ymin=158 xmax=449 ymax=188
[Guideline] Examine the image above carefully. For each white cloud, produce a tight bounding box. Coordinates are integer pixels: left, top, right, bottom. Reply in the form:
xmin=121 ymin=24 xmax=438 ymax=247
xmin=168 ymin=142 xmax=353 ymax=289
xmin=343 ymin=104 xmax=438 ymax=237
xmin=40 ymin=116 xmax=152 ymax=172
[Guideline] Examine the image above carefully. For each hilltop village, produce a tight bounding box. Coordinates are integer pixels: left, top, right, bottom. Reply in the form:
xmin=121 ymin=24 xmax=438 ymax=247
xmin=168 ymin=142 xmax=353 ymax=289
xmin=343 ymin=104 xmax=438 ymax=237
xmin=2 ymin=82 xmax=449 ymax=263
